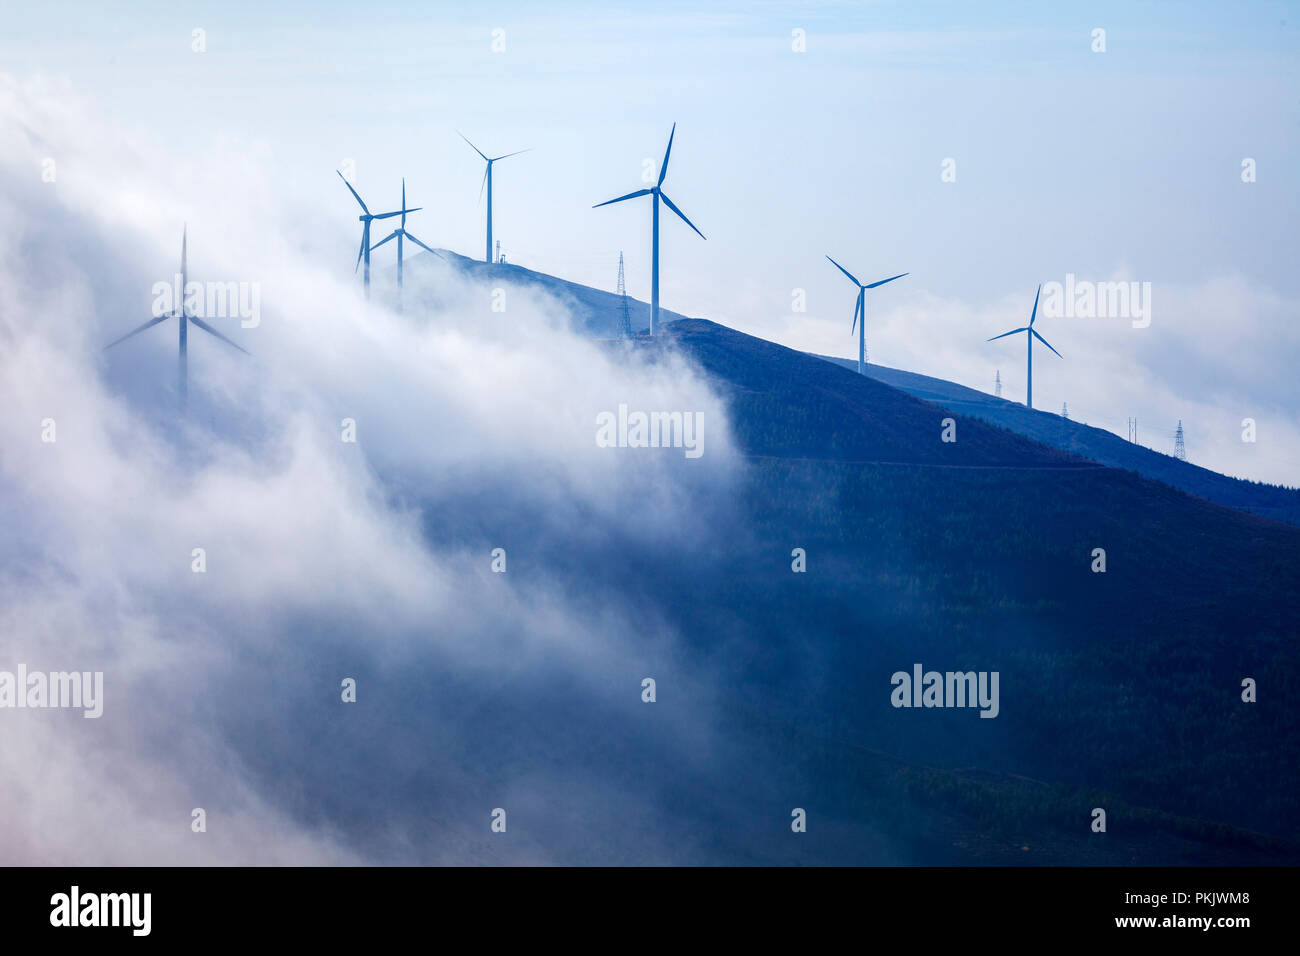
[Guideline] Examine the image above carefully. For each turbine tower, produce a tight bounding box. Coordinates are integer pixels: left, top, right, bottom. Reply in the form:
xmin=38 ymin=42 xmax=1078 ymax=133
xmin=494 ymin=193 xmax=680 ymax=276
xmin=370 ymin=178 xmax=444 ymax=306
xmin=594 ymin=123 xmax=705 ymax=335
xmin=825 ymin=256 xmax=908 ymax=375
xmin=337 ymin=171 xmax=404 ymax=298
xmin=987 ymin=284 xmax=1061 ymax=409
xmin=459 ymin=132 xmax=529 ymax=264
xmin=104 ymin=226 xmax=249 ymax=404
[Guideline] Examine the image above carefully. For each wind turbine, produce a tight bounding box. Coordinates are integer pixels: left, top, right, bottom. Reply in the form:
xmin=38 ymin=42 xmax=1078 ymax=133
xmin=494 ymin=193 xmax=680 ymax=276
xmin=594 ymin=123 xmax=705 ymax=335
xmin=370 ymin=178 xmax=444 ymax=307
xmin=825 ymin=256 xmax=907 ymax=375
xmin=104 ymin=226 xmax=249 ymax=403
xmin=337 ymin=170 xmax=404 ymax=298
xmin=458 ymin=132 xmax=529 ymax=263
xmin=987 ymin=284 xmax=1061 ymax=409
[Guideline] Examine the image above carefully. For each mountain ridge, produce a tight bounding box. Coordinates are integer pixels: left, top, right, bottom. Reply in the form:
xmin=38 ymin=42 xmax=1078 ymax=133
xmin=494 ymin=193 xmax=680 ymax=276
xmin=419 ymin=249 xmax=1298 ymax=525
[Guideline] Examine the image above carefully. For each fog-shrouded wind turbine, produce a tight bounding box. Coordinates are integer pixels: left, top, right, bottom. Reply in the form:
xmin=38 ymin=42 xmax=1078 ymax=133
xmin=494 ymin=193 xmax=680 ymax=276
xmin=338 ymin=171 xmax=405 ymax=298
xmin=370 ymin=178 xmax=444 ymax=308
xmin=104 ymin=226 xmax=249 ymax=404
xmin=458 ymin=131 xmax=529 ymax=263
xmin=825 ymin=256 xmax=907 ymax=375
xmin=594 ymin=123 xmax=705 ymax=335
xmin=987 ymin=284 xmax=1061 ymax=409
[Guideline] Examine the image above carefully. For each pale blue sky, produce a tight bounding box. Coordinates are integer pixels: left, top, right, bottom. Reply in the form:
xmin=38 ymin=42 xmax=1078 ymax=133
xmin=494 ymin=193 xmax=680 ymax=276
xmin=4 ymin=0 xmax=1299 ymax=480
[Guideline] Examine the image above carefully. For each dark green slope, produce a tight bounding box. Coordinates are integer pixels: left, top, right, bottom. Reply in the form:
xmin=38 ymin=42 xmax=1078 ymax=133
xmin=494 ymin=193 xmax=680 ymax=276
xmin=662 ymin=319 xmax=1090 ymax=467
xmin=610 ymin=319 xmax=1300 ymax=862
xmin=815 ymin=352 xmax=1300 ymax=525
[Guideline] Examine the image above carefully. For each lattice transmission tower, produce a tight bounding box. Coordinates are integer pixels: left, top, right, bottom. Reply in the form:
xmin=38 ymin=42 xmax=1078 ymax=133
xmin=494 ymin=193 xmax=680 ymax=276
xmin=616 ymin=251 xmax=632 ymax=338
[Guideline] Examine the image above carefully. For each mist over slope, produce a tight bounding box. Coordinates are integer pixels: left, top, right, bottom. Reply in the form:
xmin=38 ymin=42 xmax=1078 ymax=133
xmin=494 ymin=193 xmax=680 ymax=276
xmin=0 ymin=77 xmax=745 ymax=864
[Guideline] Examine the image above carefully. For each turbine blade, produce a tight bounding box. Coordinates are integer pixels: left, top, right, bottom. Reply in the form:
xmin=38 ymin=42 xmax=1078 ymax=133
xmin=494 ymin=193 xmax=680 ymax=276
xmin=825 ymin=255 xmax=862 ymax=287
xmin=866 ymin=272 xmax=908 ymax=289
xmin=492 ymin=148 xmax=530 ymax=162
xmin=354 ymin=230 xmax=367 ymax=272
xmin=337 ymin=171 xmax=370 ymax=214
xmin=987 ymin=327 xmax=1028 ymax=342
xmin=189 ymin=315 xmax=250 ymax=355
xmin=1031 ymin=327 xmax=1062 ymax=357
xmin=104 ymin=314 xmax=171 ymax=350
xmin=851 ymin=291 xmax=862 ymax=335
xmin=478 ymin=165 xmax=488 ymax=205
xmin=373 ymin=209 xmax=407 ymax=220
xmin=593 ymin=188 xmax=652 ymax=208
xmin=371 ymin=229 xmax=399 ymax=251
xmin=403 ymin=232 xmax=446 ymax=259
xmin=659 ymin=192 xmax=705 ymax=239
xmin=457 ymin=130 xmax=489 ymax=161
xmin=1030 ymin=283 xmax=1042 ymax=326
xmin=658 ymin=122 xmax=676 ymax=187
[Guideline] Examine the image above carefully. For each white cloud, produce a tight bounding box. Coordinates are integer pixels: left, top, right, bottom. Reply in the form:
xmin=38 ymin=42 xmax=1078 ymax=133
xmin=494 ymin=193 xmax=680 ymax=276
xmin=0 ymin=75 xmax=740 ymax=863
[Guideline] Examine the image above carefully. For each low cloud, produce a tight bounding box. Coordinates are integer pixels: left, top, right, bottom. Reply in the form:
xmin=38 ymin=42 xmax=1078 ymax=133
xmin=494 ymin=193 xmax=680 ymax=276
xmin=0 ymin=75 xmax=742 ymax=864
